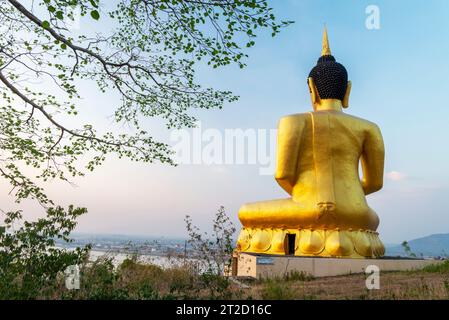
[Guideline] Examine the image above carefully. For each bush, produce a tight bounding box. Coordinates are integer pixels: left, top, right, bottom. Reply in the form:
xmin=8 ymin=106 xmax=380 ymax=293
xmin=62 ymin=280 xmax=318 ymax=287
xmin=0 ymin=206 xmax=90 ymax=299
xmin=261 ymin=279 xmax=295 ymax=300
xmin=284 ymin=270 xmax=314 ymax=282
xmin=421 ymin=260 xmax=449 ymax=273
xmin=184 ymin=206 xmax=236 ymax=299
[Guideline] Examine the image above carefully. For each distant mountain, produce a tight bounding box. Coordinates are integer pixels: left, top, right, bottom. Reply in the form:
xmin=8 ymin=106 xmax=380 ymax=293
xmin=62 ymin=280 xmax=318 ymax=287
xmin=386 ymin=233 xmax=449 ymax=258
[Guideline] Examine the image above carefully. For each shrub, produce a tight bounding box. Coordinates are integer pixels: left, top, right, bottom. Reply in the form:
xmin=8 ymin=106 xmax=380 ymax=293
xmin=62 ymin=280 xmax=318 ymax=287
xmin=261 ymin=279 xmax=295 ymax=300
xmin=184 ymin=206 xmax=236 ymax=299
xmin=0 ymin=206 xmax=90 ymax=299
xmin=421 ymin=260 xmax=449 ymax=273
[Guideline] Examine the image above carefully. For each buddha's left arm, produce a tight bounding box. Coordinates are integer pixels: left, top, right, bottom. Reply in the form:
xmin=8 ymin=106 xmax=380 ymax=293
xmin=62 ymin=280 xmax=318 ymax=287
xmin=275 ymin=115 xmax=303 ymax=195
xmin=361 ymin=124 xmax=385 ymax=195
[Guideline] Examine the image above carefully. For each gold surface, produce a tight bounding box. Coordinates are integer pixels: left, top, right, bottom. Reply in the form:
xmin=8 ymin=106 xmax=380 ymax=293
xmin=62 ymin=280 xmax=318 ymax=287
xmin=236 ymin=228 xmax=385 ymax=258
xmin=321 ymin=26 xmax=331 ymax=56
xmin=237 ymin=29 xmax=385 ymax=258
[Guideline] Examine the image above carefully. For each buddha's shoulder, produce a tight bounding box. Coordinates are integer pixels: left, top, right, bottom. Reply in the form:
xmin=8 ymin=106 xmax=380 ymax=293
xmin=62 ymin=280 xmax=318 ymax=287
xmin=278 ymin=112 xmax=381 ymax=131
xmin=337 ymin=113 xmax=381 ymax=130
xmin=278 ymin=113 xmax=310 ymax=124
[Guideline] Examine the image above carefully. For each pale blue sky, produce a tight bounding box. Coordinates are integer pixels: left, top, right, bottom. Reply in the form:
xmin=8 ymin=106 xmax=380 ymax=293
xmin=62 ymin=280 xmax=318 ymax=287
xmin=2 ymin=0 xmax=449 ymax=243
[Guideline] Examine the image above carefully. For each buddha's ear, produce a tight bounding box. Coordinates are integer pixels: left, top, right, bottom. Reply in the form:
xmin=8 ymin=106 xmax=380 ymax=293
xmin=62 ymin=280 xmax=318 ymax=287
xmin=342 ymin=80 xmax=352 ymax=108
xmin=308 ymin=77 xmax=320 ymax=105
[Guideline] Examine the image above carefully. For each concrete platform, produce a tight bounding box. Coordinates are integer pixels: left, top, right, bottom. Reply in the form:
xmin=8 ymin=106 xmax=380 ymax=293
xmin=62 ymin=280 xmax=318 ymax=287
xmin=231 ymin=252 xmax=444 ymax=278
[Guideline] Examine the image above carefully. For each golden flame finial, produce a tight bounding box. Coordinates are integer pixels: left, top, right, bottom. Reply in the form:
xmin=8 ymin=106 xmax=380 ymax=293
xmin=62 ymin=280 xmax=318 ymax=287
xmin=321 ymin=26 xmax=331 ymax=56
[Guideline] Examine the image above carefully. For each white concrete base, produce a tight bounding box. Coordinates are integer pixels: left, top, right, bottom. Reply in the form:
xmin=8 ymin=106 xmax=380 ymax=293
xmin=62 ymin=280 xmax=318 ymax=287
xmin=231 ymin=252 xmax=443 ymax=278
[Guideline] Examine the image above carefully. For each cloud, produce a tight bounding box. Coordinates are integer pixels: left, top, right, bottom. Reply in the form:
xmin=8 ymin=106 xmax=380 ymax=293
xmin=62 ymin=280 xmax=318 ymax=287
xmin=386 ymin=171 xmax=407 ymax=181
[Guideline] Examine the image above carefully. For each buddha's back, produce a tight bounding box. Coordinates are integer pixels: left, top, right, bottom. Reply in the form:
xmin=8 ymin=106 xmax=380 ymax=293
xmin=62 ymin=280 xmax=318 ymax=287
xmin=288 ymin=111 xmax=381 ymax=230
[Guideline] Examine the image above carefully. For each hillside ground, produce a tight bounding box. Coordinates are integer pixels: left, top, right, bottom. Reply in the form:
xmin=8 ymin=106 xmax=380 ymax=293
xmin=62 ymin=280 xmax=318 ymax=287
xmin=244 ymin=269 xmax=449 ymax=299
xmin=40 ymin=258 xmax=449 ymax=300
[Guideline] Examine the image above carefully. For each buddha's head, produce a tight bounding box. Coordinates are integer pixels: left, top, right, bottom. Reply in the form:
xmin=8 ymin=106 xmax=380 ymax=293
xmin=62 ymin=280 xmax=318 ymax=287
xmin=308 ymin=27 xmax=352 ymax=110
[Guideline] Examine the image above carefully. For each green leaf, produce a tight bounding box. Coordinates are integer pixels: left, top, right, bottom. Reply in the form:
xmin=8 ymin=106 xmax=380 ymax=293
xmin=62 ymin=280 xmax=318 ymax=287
xmin=89 ymin=0 xmax=99 ymax=8
xmin=56 ymin=11 xmax=64 ymax=20
xmin=90 ymin=10 xmax=100 ymax=20
xmin=42 ymin=20 xmax=50 ymax=29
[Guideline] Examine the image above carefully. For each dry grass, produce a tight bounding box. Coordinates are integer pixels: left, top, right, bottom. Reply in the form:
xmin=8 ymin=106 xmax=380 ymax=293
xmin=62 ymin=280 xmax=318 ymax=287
xmin=240 ymin=271 xmax=449 ymax=300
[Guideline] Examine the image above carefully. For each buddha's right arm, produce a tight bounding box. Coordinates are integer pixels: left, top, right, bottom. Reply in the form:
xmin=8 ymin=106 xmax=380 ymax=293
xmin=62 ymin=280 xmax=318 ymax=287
xmin=361 ymin=124 xmax=385 ymax=195
xmin=275 ymin=115 xmax=303 ymax=195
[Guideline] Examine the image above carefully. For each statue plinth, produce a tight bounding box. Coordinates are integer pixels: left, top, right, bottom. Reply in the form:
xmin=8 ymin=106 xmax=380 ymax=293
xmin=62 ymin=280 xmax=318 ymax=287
xmin=237 ymin=228 xmax=384 ymax=259
xmin=229 ymin=252 xmax=442 ymax=278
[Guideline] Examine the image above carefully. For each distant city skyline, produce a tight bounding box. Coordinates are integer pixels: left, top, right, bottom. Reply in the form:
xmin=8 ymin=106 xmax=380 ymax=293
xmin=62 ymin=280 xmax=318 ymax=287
xmin=2 ymin=0 xmax=449 ymax=243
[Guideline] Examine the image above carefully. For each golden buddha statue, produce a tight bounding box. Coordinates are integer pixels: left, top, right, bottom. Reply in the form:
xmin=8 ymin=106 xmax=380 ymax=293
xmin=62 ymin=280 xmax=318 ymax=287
xmin=236 ymin=28 xmax=385 ymax=258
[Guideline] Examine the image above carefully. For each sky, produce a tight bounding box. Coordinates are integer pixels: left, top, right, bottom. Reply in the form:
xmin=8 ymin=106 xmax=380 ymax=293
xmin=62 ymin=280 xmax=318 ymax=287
xmin=2 ymin=0 xmax=449 ymax=244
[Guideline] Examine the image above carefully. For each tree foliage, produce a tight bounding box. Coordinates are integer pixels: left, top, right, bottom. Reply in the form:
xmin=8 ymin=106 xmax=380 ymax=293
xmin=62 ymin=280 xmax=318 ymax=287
xmin=0 ymin=0 xmax=292 ymax=205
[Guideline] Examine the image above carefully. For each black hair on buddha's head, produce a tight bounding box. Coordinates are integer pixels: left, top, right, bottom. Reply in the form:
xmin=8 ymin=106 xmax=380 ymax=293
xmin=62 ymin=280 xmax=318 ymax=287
xmin=308 ymin=54 xmax=348 ymax=101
